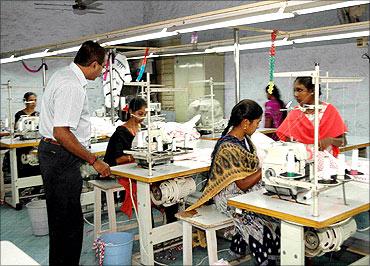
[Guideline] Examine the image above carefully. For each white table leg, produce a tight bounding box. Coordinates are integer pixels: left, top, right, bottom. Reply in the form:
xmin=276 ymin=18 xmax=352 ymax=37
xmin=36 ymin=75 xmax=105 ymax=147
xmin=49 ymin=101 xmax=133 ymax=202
xmin=0 ymin=150 xmax=8 ymax=202
xmin=94 ymin=187 xmax=101 ymax=240
xmin=183 ymin=221 xmax=193 ymax=266
xmin=106 ymin=189 xmax=117 ymax=232
xmin=281 ymin=220 xmax=305 ymax=265
xmin=7 ymin=148 xmax=19 ymax=208
xmin=137 ymin=181 xmax=154 ymax=265
xmin=206 ymin=228 xmax=218 ymax=265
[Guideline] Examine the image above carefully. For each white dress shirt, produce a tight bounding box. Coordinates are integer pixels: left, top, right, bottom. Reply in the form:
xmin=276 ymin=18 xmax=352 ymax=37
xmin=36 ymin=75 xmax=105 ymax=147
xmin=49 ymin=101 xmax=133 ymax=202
xmin=39 ymin=62 xmax=91 ymax=148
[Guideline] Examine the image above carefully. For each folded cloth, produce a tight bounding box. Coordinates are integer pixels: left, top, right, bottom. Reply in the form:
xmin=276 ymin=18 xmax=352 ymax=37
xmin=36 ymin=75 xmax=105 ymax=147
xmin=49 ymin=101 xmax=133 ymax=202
xmin=118 ymin=178 xmax=137 ymax=218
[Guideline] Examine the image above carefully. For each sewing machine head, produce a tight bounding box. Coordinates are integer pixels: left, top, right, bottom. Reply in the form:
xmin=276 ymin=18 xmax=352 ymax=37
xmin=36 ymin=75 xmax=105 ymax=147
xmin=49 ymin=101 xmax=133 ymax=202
xmin=16 ymin=116 xmax=41 ymax=140
xmin=262 ymin=141 xmax=312 ymax=196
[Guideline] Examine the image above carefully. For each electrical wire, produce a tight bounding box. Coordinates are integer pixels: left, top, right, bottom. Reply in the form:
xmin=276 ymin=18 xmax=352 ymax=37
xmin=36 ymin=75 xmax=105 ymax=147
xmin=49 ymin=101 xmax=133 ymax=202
xmin=357 ymin=226 xmax=370 ymax=232
xmin=83 ymin=215 xmax=137 ymax=228
xmin=196 ymin=248 xmax=230 ymax=265
xmin=196 ymin=179 xmax=207 ymax=188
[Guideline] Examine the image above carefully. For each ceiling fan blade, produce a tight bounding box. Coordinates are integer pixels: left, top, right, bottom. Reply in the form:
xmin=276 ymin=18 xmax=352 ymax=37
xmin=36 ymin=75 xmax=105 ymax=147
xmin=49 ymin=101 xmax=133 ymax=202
xmin=72 ymin=9 xmax=104 ymax=15
xmin=83 ymin=0 xmax=99 ymax=5
xmin=35 ymin=7 xmax=71 ymax=11
xmin=34 ymin=3 xmax=71 ymax=7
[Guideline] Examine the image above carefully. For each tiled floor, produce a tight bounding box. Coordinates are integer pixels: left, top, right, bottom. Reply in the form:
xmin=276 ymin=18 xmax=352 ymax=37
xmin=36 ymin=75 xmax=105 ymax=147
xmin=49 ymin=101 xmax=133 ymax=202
xmin=1 ymin=201 xmax=368 ymax=265
xmin=0 ymin=202 xmax=244 ymax=265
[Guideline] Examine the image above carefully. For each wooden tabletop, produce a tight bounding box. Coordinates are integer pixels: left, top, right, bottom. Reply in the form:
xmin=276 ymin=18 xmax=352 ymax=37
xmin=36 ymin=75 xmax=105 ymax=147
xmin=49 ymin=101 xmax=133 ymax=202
xmin=89 ymin=142 xmax=108 ymax=156
xmin=0 ymin=138 xmax=40 ymax=148
xmin=111 ymin=139 xmax=216 ymax=183
xmin=340 ymin=136 xmax=370 ymax=152
xmin=228 ymin=181 xmax=370 ymax=229
xmin=201 ymin=128 xmax=276 ymax=140
xmin=28 ymin=141 xmax=108 ymax=157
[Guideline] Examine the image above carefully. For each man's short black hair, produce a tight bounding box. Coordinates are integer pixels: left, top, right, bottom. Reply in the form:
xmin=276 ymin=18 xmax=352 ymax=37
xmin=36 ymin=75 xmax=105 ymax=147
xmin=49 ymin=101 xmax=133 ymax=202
xmin=74 ymin=41 xmax=106 ymax=67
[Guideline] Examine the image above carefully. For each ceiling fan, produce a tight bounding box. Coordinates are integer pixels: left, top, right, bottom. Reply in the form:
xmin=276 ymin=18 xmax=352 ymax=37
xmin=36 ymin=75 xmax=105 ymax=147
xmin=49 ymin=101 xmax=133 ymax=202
xmin=34 ymin=0 xmax=104 ymax=15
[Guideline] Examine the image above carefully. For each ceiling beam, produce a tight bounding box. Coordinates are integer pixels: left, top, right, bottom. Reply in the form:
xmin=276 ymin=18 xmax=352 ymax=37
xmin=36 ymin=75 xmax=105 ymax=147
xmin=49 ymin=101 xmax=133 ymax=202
xmin=3 ymin=0 xmax=367 ymax=59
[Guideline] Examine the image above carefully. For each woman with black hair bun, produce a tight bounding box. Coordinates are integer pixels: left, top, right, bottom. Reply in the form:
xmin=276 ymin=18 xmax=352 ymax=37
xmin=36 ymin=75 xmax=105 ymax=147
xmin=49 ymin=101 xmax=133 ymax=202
xmin=104 ymin=97 xmax=179 ymax=223
xmin=264 ymin=84 xmax=286 ymax=140
xmin=186 ymin=99 xmax=280 ymax=265
xmin=104 ymin=97 xmax=147 ymax=167
xmin=276 ymin=76 xmax=347 ymax=158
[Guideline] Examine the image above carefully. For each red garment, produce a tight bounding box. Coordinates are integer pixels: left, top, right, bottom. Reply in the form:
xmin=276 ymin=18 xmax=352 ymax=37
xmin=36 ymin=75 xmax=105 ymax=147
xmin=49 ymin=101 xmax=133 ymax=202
xmin=117 ymin=178 xmax=137 ymax=218
xmin=276 ymin=103 xmax=347 ymax=157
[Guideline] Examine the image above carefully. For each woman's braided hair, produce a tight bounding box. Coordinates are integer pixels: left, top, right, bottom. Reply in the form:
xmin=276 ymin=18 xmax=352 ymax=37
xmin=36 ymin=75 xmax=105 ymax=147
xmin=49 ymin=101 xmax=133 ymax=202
xmin=221 ymin=99 xmax=263 ymax=136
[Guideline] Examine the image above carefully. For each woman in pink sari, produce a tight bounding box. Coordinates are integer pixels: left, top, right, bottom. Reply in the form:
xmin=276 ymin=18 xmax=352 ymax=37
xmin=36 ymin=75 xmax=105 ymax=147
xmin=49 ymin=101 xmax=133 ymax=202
xmin=264 ymin=84 xmax=287 ymax=140
xmin=276 ymin=77 xmax=347 ymax=158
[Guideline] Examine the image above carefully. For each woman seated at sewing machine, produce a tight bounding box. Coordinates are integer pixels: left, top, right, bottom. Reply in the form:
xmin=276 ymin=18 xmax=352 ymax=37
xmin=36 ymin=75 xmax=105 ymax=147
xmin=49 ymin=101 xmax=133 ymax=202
xmin=2 ymin=92 xmax=40 ymax=192
xmin=276 ymin=77 xmax=347 ymax=158
xmin=14 ymin=92 xmax=39 ymax=128
xmin=186 ymin=99 xmax=280 ymax=266
xmin=104 ymin=97 xmax=179 ymax=223
xmin=17 ymin=92 xmax=40 ymax=181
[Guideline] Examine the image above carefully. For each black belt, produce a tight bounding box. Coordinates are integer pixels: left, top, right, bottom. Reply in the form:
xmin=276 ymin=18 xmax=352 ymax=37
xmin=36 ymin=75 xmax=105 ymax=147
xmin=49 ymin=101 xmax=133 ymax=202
xmin=42 ymin=137 xmax=60 ymax=146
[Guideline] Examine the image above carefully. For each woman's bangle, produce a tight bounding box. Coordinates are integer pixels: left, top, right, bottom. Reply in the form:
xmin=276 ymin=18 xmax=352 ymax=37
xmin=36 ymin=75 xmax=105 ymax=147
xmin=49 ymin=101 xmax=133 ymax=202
xmin=89 ymin=156 xmax=98 ymax=166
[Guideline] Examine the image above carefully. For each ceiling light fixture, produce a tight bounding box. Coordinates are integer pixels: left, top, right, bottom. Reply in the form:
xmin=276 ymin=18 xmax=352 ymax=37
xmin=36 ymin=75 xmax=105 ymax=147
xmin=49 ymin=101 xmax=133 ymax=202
xmin=294 ymin=1 xmax=369 ymax=15
xmin=293 ymin=30 xmax=370 ymax=44
xmin=205 ymin=39 xmax=293 ymax=53
xmin=102 ymin=28 xmax=177 ymax=46
xmin=48 ymin=46 xmax=81 ymax=55
xmin=175 ymin=12 xmax=295 ymax=34
xmin=126 ymin=51 xmax=207 ymax=60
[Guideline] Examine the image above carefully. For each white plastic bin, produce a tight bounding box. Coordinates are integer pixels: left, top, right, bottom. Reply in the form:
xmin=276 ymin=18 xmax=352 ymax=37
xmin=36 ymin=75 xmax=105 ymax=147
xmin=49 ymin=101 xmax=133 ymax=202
xmin=26 ymin=200 xmax=48 ymax=236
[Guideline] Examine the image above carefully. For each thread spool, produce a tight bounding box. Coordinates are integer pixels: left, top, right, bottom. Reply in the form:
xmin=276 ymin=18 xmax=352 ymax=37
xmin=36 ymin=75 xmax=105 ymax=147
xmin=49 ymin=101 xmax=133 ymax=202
xmin=336 ymin=154 xmax=346 ymax=177
xmin=171 ymin=137 xmax=176 ymax=151
xmin=322 ymin=155 xmax=331 ymax=180
xmin=286 ymin=149 xmax=295 ymax=177
xmin=157 ymin=135 xmax=163 ymax=152
xmin=184 ymin=133 xmax=189 ymax=148
xmin=137 ymin=131 xmax=144 ymax=148
xmin=350 ymin=149 xmax=359 ymax=175
xmin=31 ymin=119 xmax=37 ymax=131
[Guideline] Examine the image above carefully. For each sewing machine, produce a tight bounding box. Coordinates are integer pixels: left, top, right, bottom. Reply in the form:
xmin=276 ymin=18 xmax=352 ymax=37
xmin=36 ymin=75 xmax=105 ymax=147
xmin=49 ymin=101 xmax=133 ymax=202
xmin=261 ymin=141 xmax=360 ymax=258
xmin=15 ymin=116 xmax=40 ymax=140
xmin=262 ymin=141 xmax=313 ymax=197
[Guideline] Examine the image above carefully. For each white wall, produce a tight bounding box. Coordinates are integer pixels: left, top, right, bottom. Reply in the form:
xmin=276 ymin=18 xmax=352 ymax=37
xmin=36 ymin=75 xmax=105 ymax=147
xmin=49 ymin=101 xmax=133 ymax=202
xmin=1 ymin=0 xmax=369 ymax=138
xmin=224 ymin=41 xmax=370 ymax=137
xmin=1 ymin=0 xmax=145 ymax=122
xmin=1 ymin=1 xmax=145 ymax=52
xmin=0 ymin=58 xmax=104 ymax=123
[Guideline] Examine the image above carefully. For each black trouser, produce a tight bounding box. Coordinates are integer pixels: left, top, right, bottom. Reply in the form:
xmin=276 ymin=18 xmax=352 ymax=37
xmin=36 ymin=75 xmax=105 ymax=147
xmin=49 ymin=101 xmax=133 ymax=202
xmin=38 ymin=140 xmax=83 ymax=266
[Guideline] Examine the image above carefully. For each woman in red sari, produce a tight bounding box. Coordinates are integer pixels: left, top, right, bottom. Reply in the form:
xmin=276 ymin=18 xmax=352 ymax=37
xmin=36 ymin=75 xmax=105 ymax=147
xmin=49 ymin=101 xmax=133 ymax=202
xmin=276 ymin=77 xmax=347 ymax=158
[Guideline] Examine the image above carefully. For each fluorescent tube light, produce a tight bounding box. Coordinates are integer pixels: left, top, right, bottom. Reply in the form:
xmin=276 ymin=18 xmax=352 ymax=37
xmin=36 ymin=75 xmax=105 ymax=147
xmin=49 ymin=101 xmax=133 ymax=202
xmin=293 ymin=30 xmax=370 ymax=44
xmin=22 ymin=49 xmax=49 ymax=59
xmin=102 ymin=28 xmax=177 ymax=46
xmin=127 ymin=53 xmax=160 ymax=60
xmin=295 ymin=1 xmax=369 ymax=15
xmin=205 ymin=39 xmax=293 ymax=53
xmin=176 ymin=13 xmax=295 ymax=34
xmin=127 ymin=51 xmax=207 ymax=60
xmin=160 ymin=51 xmax=208 ymax=57
xmin=0 ymin=55 xmax=17 ymax=64
xmin=48 ymin=46 xmax=81 ymax=55
xmin=0 ymin=50 xmax=49 ymax=64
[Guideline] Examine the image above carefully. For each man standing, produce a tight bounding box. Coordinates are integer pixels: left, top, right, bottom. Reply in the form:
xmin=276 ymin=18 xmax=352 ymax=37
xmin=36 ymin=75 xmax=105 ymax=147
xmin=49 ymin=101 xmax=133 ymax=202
xmin=38 ymin=41 xmax=111 ymax=266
